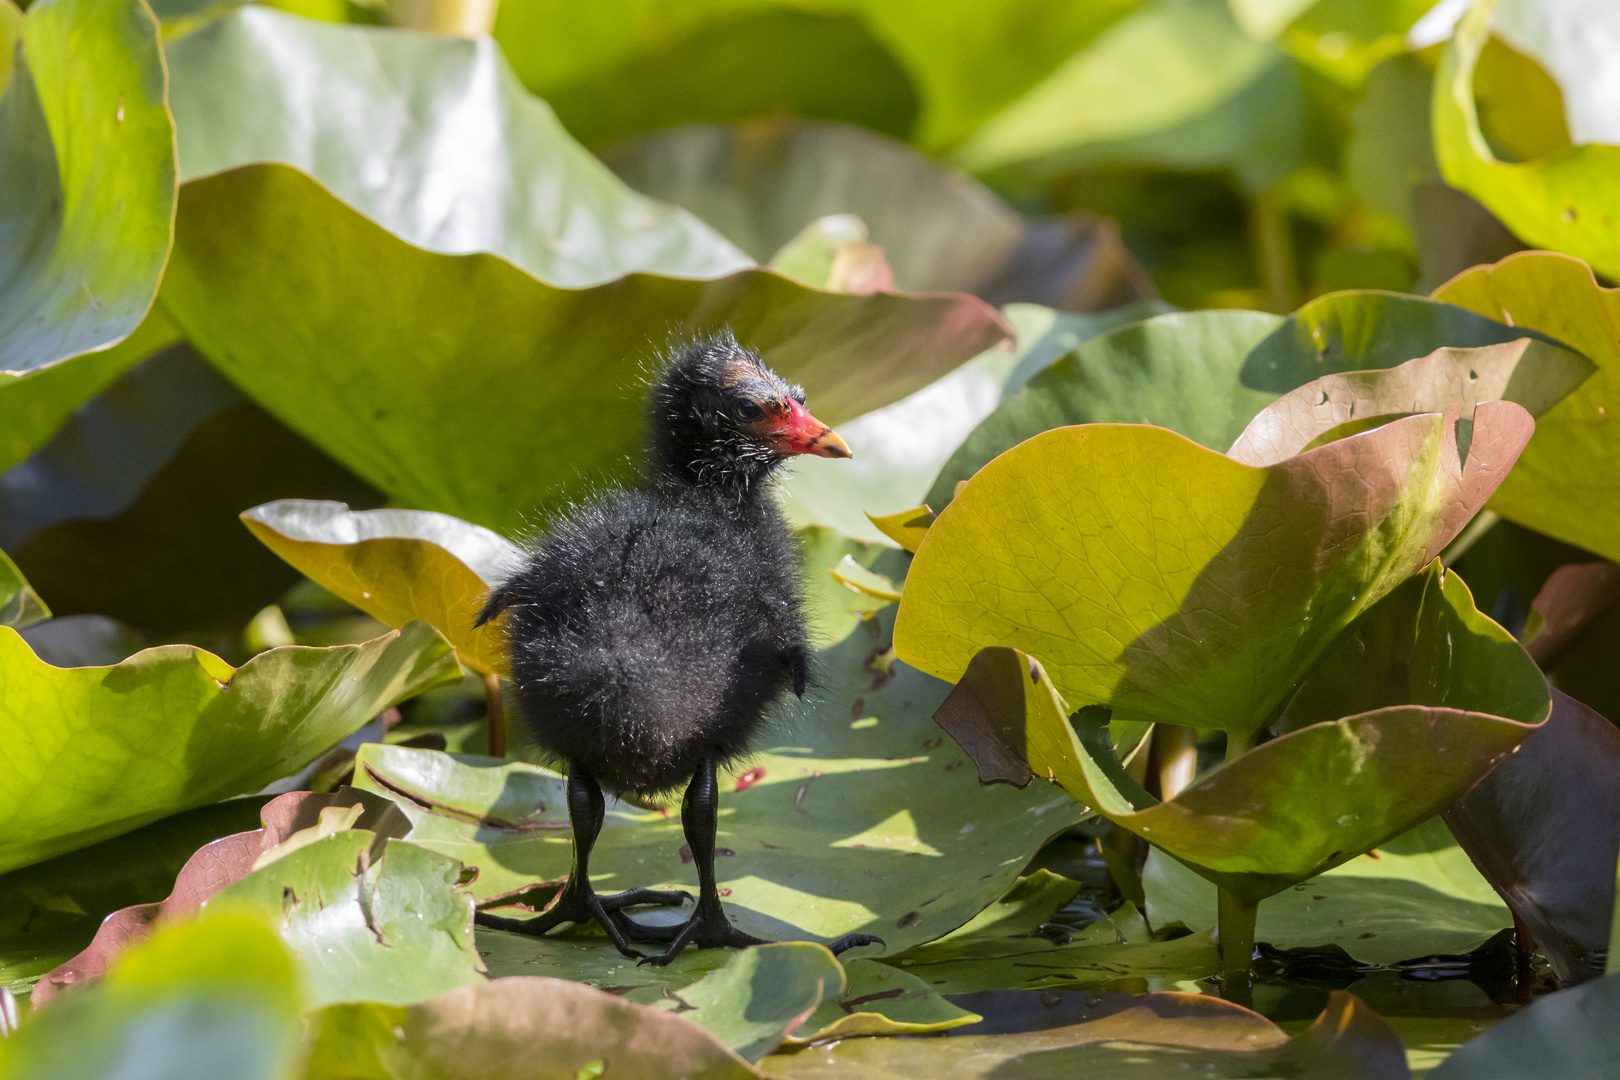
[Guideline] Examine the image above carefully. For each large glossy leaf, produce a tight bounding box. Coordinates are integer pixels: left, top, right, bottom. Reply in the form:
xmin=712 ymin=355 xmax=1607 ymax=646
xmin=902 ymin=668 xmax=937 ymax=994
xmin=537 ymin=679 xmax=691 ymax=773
xmin=164 ymin=7 xmax=750 ymax=286
xmin=645 ymin=943 xmax=844 ymax=1062
xmin=898 ymin=408 xmax=1534 ymax=738
xmin=955 ymin=0 xmax=1302 ymax=192
xmin=771 ymin=990 xmax=1408 ymax=1080
xmin=0 ymin=0 xmax=174 ymax=374
xmin=931 ymin=644 xmax=1534 ymax=902
xmin=1228 ymin=338 xmax=1593 ymax=466
xmin=0 ymin=797 xmax=267 ymax=992
xmin=1 ymin=346 xmax=382 ymax=634
xmin=242 ymin=501 xmax=520 ymax=677
xmin=1428 ymin=971 xmax=1620 ymax=1080
xmin=304 ymin=977 xmax=759 ymax=1080
xmin=161 ymin=163 xmax=1010 ymax=536
xmin=600 ymin=118 xmax=1155 ymax=309
xmin=354 ymin=608 xmax=1088 ymax=957
xmin=1444 ymin=691 xmax=1620 ymax=985
xmin=1143 ymin=817 xmax=1512 ymax=966
xmin=1434 ymin=0 xmax=1620 ymax=282
xmin=0 ymin=913 xmax=304 ymax=1080
xmin=0 ymin=619 xmax=460 ymax=875
xmin=925 ymin=311 xmax=1280 ymax=508
xmin=215 ymin=832 xmax=484 ymax=1008
xmin=1433 ymin=252 xmax=1620 ymax=563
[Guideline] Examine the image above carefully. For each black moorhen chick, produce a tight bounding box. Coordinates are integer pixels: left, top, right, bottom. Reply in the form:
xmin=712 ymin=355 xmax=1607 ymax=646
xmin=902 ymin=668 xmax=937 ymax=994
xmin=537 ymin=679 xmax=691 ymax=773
xmin=474 ymin=332 xmax=881 ymax=965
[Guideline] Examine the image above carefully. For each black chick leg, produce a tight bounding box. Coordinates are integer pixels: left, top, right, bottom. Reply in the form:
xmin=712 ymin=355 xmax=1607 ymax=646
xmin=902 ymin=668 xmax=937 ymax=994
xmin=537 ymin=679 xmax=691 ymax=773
xmin=633 ymin=750 xmax=885 ymax=966
xmin=475 ymin=764 xmax=689 ymax=959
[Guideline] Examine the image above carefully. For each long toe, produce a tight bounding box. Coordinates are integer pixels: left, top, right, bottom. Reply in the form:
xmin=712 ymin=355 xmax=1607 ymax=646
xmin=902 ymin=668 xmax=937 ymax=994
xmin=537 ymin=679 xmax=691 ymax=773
xmin=828 ymin=933 xmax=885 ymax=956
xmin=637 ymin=909 xmax=770 ymax=966
xmin=597 ymin=887 xmax=692 ymax=912
xmin=474 ymin=907 xmax=571 ymax=937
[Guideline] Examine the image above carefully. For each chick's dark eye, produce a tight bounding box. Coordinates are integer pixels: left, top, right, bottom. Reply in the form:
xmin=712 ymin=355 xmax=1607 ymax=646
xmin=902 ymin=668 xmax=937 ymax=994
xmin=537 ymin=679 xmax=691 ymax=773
xmin=733 ymin=400 xmax=765 ymax=422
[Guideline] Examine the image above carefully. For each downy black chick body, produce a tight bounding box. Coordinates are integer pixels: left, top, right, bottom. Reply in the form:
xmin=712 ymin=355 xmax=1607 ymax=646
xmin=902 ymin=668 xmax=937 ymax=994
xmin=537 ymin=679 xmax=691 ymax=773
xmin=475 ymin=333 xmax=879 ymax=965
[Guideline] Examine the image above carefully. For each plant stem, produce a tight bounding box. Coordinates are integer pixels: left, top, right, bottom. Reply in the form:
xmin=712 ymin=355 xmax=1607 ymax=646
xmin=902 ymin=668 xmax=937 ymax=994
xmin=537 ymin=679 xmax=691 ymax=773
xmin=1248 ymin=186 xmax=1297 ymax=315
xmin=483 ymin=672 xmax=506 ymax=758
xmin=1218 ymin=887 xmax=1259 ymax=984
xmin=1155 ymin=725 xmax=1198 ymax=800
xmin=390 ymin=0 xmax=499 ymax=36
xmin=1225 ymin=729 xmax=1254 ymax=762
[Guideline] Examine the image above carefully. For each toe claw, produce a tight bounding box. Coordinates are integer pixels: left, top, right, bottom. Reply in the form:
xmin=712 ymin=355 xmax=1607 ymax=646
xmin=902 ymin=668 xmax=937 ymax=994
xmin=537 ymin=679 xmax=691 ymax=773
xmin=829 ymin=933 xmax=885 ymax=955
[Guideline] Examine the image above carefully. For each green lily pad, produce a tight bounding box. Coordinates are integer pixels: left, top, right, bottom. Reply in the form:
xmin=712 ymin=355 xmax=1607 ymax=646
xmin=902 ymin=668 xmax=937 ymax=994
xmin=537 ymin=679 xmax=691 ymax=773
xmin=164 ymin=8 xmax=750 ymax=286
xmin=0 ymin=797 xmax=268 ymax=992
xmin=925 ymin=310 xmax=1281 ymax=508
xmin=929 ymin=643 xmax=1536 ymax=902
xmin=0 ymin=0 xmax=174 ymax=374
xmin=1434 ymin=0 xmax=1620 ymax=283
xmin=242 ymin=501 xmax=520 ymax=677
xmin=161 ymin=163 xmax=1009 ymax=535
xmin=898 ymin=408 xmax=1534 ymax=739
xmin=1427 ymin=971 xmax=1620 ymax=1080
xmin=0 ymin=619 xmax=460 ymax=875
xmin=789 ymin=957 xmax=980 ymax=1041
xmin=355 ymin=607 xmax=1089 ymax=955
xmin=1433 ymin=251 xmax=1620 ymax=564
xmin=1228 ymin=338 xmax=1594 ymax=466
xmin=1143 ymin=817 xmax=1512 ymax=966
xmin=0 ymin=913 xmax=305 ymax=1080
xmin=1444 ymin=690 xmax=1620 ymax=985
xmin=213 ymin=832 xmax=483 ymax=1008
xmin=0 ymin=548 xmax=46 ymax=629
xmin=651 ymin=942 xmax=843 ymax=1062
xmin=769 ymin=989 xmax=1409 ymax=1080
xmin=304 ymin=976 xmax=760 ymax=1080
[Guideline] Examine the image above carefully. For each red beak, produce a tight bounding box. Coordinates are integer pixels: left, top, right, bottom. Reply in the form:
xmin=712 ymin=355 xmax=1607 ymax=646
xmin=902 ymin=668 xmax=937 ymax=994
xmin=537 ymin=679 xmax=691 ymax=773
xmin=770 ymin=398 xmax=851 ymax=458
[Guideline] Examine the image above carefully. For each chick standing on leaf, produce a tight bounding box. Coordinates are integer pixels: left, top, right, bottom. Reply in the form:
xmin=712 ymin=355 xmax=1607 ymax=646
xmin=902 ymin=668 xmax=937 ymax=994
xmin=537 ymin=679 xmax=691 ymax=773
xmin=475 ymin=332 xmax=882 ymax=965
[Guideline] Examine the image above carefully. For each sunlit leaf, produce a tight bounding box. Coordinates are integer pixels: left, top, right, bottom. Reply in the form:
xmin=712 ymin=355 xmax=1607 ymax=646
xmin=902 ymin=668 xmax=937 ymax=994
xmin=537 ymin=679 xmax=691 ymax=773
xmin=215 ymin=832 xmax=483 ymax=1008
xmin=165 ymin=7 xmax=751 ymax=285
xmin=0 ymin=620 xmax=459 ymax=875
xmin=1434 ymin=0 xmax=1620 ymax=281
xmin=899 ymin=410 xmax=1534 ymax=738
xmin=651 ymin=943 xmax=843 ymax=1062
xmin=1433 ymin=251 xmax=1620 ymax=563
xmin=161 ymin=163 xmax=1009 ymax=536
xmin=0 ymin=0 xmax=174 ymax=374
xmin=242 ymin=500 xmax=520 ymax=677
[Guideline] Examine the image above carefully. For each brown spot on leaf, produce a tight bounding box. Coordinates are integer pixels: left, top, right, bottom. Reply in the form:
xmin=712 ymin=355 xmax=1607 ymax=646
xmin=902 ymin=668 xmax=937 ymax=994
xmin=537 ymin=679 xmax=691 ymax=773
xmin=896 ymin=911 xmax=921 ymax=929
